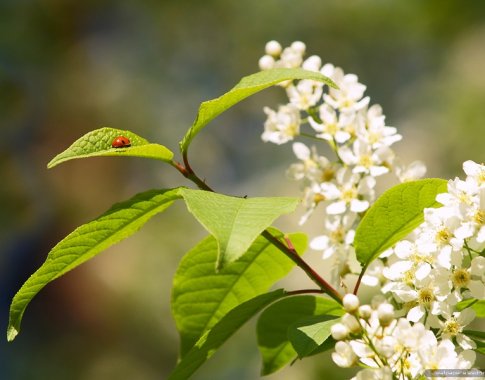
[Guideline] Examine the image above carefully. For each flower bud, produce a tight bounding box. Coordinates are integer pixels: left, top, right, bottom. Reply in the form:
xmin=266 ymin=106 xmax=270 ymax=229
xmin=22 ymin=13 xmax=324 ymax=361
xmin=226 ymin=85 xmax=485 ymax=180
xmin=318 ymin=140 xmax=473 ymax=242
xmin=258 ymin=55 xmax=275 ymax=70
xmin=376 ymin=336 xmax=396 ymax=358
xmin=377 ymin=303 xmax=394 ymax=327
xmin=343 ymin=294 xmax=360 ymax=313
xmin=291 ymin=41 xmax=306 ymax=54
xmin=341 ymin=313 xmax=361 ymax=334
xmin=330 ymin=322 xmax=349 ymax=341
xmin=265 ymin=40 xmax=282 ymax=57
xmin=358 ymin=305 xmax=372 ymax=320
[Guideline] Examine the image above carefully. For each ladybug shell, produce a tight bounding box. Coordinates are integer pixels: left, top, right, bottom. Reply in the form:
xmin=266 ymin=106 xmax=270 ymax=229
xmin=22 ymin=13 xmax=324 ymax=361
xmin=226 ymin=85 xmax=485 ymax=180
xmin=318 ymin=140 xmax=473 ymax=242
xmin=111 ymin=136 xmax=131 ymax=148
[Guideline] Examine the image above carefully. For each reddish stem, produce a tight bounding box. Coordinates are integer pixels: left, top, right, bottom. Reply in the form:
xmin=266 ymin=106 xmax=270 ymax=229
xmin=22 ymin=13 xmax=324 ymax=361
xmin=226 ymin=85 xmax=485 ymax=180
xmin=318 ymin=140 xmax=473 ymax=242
xmin=262 ymin=231 xmax=342 ymax=304
xmin=174 ymin=154 xmax=342 ymax=304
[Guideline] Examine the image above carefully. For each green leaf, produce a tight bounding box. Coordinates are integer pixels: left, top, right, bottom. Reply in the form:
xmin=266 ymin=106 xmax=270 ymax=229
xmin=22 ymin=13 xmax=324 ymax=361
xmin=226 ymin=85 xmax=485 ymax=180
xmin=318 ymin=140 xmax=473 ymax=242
xmin=354 ymin=179 xmax=447 ymax=268
xmin=288 ymin=315 xmax=340 ymax=358
xmin=463 ymin=330 xmax=485 ymax=340
xmin=464 ymin=332 xmax=485 ymax=355
xmin=180 ymin=189 xmax=300 ymax=268
xmin=457 ymin=299 xmax=485 ymax=317
xmin=168 ymin=289 xmax=287 ymax=380
xmin=7 ymin=188 xmax=182 ymax=342
xmin=48 ymin=127 xmax=174 ymax=168
xmin=172 ymin=229 xmax=307 ymax=357
xmin=257 ymin=295 xmax=343 ymax=375
xmin=179 ymin=68 xmax=337 ymax=153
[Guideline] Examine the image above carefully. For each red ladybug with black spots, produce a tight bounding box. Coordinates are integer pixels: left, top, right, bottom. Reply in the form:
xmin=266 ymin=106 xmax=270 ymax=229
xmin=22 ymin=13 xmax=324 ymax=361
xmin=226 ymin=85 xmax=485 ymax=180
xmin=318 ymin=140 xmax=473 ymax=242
xmin=111 ymin=136 xmax=131 ymax=148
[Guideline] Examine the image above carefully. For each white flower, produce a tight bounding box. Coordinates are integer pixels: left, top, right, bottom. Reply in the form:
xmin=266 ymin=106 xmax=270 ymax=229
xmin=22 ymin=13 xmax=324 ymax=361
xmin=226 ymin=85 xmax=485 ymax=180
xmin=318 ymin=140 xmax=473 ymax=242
xmin=416 ymin=207 xmax=463 ymax=268
xmin=439 ymin=308 xmax=476 ymax=350
xmin=310 ymin=213 xmax=356 ymax=259
xmin=286 ymin=142 xmax=332 ymax=183
xmin=418 ymin=338 xmax=475 ymax=373
xmin=355 ymin=104 xmax=402 ymax=149
xmin=394 ymin=319 xmax=430 ymax=352
xmin=394 ymin=160 xmax=427 ymax=182
xmin=261 ymin=104 xmax=300 ymax=144
xmin=321 ymin=167 xmax=375 ymax=215
xmin=308 ymin=103 xmax=354 ymax=143
xmin=332 ymin=341 xmax=357 ymax=367
xmin=323 ymin=65 xmax=369 ymax=112
xmin=338 ymin=139 xmax=393 ymax=177
xmin=286 ymin=79 xmax=324 ymax=110
xmin=342 ymin=313 xmax=362 ymax=333
xmin=463 ymin=160 xmax=485 ymax=187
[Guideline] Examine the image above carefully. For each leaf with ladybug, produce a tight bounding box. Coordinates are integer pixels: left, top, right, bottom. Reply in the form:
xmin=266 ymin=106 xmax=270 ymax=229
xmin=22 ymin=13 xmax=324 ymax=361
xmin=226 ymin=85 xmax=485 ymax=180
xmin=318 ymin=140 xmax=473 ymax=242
xmin=47 ymin=127 xmax=174 ymax=168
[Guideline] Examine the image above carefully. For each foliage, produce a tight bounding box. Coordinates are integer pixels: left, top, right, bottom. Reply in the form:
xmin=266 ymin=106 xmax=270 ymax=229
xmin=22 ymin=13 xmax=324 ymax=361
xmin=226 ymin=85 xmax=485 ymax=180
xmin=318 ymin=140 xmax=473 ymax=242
xmin=7 ymin=43 xmax=484 ymax=380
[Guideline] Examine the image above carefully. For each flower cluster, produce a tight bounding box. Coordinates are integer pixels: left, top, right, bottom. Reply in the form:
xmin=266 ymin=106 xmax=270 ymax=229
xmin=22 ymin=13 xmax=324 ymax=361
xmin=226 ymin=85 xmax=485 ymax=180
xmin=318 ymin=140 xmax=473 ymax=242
xmin=332 ymin=294 xmax=476 ymax=380
xmin=258 ymin=41 xmax=484 ymax=379
xmin=382 ymin=160 xmax=485 ymax=332
xmin=259 ymin=40 xmax=426 ymax=287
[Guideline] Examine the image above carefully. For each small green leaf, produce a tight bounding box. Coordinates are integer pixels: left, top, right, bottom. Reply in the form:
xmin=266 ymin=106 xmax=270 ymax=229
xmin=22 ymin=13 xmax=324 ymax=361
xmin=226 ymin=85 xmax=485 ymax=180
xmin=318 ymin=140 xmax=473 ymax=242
xmin=48 ymin=127 xmax=174 ymax=168
xmin=465 ymin=333 xmax=485 ymax=355
xmin=179 ymin=68 xmax=337 ymax=153
xmin=463 ymin=330 xmax=485 ymax=340
xmin=288 ymin=315 xmax=340 ymax=358
xmin=355 ymin=179 xmax=447 ymax=268
xmin=172 ymin=229 xmax=307 ymax=357
xmin=168 ymin=289 xmax=287 ymax=380
xmin=7 ymin=188 xmax=182 ymax=342
xmin=257 ymin=295 xmax=343 ymax=375
xmin=457 ymin=300 xmax=485 ymax=317
xmin=180 ymin=189 xmax=300 ymax=268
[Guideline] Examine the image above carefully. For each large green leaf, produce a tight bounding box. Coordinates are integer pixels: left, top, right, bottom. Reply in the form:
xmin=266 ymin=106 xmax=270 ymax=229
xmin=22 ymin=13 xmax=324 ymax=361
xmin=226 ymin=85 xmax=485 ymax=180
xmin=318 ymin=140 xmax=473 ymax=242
xmin=168 ymin=289 xmax=287 ymax=380
xmin=288 ymin=314 xmax=340 ymax=358
xmin=180 ymin=189 xmax=300 ymax=268
xmin=354 ymin=179 xmax=447 ymax=268
xmin=7 ymin=188 xmax=182 ymax=342
xmin=48 ymin=127 xmax=174 ymax=168
xmin=257 ymin=295 xmax=343 ymax=375
xmin=172 ymin=229 xmax=307 ymax=357
xmin=179 ymin=68 xmax=337 ymax=153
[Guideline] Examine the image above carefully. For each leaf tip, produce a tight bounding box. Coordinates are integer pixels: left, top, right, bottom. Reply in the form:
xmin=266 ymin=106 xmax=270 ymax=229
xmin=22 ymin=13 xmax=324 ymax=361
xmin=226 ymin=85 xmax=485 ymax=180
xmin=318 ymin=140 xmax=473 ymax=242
xmin=7 ymin=326 xmax=18 ymax=342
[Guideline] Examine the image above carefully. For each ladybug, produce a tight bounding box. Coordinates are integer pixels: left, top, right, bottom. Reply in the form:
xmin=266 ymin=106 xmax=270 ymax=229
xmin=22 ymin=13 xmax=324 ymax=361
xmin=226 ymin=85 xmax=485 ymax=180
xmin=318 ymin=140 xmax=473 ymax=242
xmin=111 ymin=135 xmax=131 ymax=148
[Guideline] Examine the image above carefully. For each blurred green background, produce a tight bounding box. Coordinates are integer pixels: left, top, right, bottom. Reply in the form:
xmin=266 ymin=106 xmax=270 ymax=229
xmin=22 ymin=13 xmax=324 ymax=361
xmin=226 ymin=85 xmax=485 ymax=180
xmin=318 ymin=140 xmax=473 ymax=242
xmin=1 ymin=1 xmax=485 ymax=379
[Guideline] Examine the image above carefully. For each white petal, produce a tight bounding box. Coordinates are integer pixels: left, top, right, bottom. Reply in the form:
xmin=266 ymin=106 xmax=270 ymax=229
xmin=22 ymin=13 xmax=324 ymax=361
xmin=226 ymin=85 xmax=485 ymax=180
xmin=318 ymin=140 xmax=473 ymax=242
xmin=337 ymin=146 xmax=356 ymax=166
xmin=394 ymin=240 xmax=413 ymax=259
xmin=415 ymin=263 xmax=431 ymax=280
xmin=310 ymin=235 xmax=329 ymax=250
xmin=369 ymin=165 xmax=389 ymax=177
xmin=327 ymin=201 xmax=347 ymax=215
xmin=350 ymin=199 xmax=369 ymax=213
xmin=292 ymin=142 xmax=310 ymax=160
xmin=361 ymin=275 xmax=379 ymax=287
xmin=458 ymin=350 xmax=476 ymax=369
xmin=469 ymin=280 xmax=485 ymax=299
xmin=407 ymin=306 xmax=425 ymax=322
